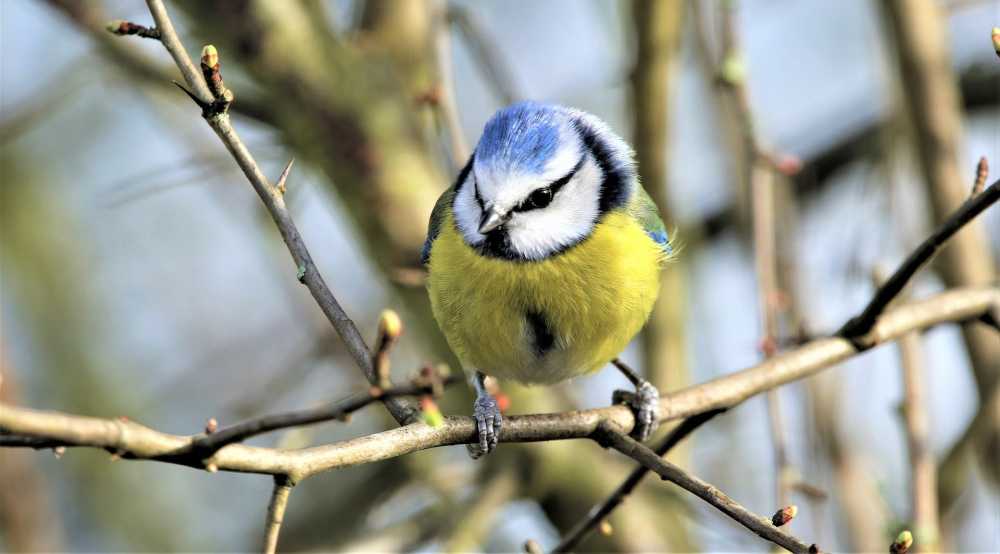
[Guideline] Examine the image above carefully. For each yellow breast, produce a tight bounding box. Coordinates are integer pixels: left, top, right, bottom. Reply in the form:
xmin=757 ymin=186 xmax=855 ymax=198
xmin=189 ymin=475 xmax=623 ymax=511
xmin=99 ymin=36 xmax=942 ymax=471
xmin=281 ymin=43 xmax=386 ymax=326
xmin=427 ymin=210 xmax=664 ymax=384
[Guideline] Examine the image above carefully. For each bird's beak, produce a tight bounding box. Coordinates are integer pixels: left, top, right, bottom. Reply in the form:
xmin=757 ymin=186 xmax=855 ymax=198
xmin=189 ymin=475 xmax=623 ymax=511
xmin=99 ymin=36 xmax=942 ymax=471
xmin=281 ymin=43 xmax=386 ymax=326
xmin=478 ymin=207 xmax=510 ymax=234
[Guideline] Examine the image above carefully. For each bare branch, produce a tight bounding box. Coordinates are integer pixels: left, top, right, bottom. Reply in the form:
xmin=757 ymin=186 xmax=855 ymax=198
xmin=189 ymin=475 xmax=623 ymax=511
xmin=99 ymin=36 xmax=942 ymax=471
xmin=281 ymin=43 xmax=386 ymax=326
xmin=552 ymin=409 xmax=725 ymax=553
xmin=2 ymin=286 xmax=994 ymax=482
xmin=594 ymin=422 xmax=818 ymax=553
xmin=263 ymin=475 xmax=294 ymax=554
xmin=447 ymin=6 xmax=520 ymax=105
xmin=105 ymin=20 xmax=161 ymax=40
xmin=187 ymin=374 xmax=458 ymax=461
xmin=144 ymin=0 xmax=213 ymax=104
xmin=114 ymin=0 xmax=414 ymax=425
xmin=837 ymin=178 xmax=1000 ymax=342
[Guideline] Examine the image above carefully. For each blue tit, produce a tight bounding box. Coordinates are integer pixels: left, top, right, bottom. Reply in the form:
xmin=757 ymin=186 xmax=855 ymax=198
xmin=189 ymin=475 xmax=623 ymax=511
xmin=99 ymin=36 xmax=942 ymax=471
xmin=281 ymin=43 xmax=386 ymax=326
xmin=422 ymin=101 xmax=672 ymax=456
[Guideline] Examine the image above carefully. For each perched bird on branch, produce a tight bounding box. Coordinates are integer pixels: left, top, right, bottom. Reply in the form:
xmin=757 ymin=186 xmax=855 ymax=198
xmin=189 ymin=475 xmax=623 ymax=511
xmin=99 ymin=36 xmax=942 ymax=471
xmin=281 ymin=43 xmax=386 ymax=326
xmin=423 ymin=102 xmax=672 ymax=456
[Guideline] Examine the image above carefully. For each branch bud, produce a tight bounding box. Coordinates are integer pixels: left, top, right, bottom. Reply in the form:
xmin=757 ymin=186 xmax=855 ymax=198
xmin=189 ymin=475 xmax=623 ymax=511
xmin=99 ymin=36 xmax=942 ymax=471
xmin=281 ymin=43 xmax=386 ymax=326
xmin=378 ymin=310 xmax=403 ymax=342
xmin=201 ymin=45 xmax=219 ymax=69
xmin=599 ymin=519 xmax=614 ymax=536
xmin=973 ymin=156 xmax=989 ymax=196
xmin=992 ymin=27 xmax=1000 ymax=58
xmin=420 ymin=396 xmax=444 ymax=427
xmin=771 ymin=504 xmax=798 ymax=527
xmin=374 ymin=310 xmax=402 ymax=388
xmin=523 ymin=540 xmax=543 ymax=554
xmin=205 ymin=417 xmax=218 ymax=434
xmin=890 ymin=530 xmax=913 ymax=554
xmin=720 ymin=52 xmax=746 ymax=85
xmin=106 ymin=20 xmax=127 ymax=34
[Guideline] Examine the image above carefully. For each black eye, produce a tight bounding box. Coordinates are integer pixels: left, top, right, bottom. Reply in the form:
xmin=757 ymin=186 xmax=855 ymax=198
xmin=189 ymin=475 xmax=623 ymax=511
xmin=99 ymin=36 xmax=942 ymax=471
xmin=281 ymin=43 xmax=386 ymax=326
xmin=523 ymin=187 xmax=554 ymax=211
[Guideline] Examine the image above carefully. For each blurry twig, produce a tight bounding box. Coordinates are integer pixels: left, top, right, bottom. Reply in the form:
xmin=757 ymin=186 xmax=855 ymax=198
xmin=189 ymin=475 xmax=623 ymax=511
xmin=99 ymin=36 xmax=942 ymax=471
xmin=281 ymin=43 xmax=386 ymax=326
xmin=718 ymin=0 xmax=798 ymax=509
xmin=442 ymin=468 xmax=517 ymax=552
xmin=447 ymin=6 xmax=520 ymax=105
xmin=188 ymin=373 xmax=459 ymax=461
xmin=432 ymin=0 xmax=469 ymax=167
xmin=594 ymin=422 xmax=819 ymax=554
xmin=837 ymin=178 xmax=1000 ymax=343
xmin=874 ymin=267 xmax=940 ymax=551
xmin=263 ymin=475 xmax=294 ymax=554
xmin=553 ymin=409 xmax=725 ymax=553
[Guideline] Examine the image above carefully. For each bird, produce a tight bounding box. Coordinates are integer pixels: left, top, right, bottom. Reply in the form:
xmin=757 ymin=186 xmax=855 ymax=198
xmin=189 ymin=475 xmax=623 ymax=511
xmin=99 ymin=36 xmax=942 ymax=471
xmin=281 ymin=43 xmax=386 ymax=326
xmin=422 ymin=101 xmax=672 ymax=456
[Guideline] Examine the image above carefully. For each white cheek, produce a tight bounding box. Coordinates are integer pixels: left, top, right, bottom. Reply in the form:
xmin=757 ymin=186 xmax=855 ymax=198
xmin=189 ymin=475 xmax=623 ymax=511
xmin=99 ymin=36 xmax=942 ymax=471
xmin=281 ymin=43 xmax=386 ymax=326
xmin=453 ymin=176 xmax=485 ymax=244
xmin=507 ymin=159 xmax=603 ymax=259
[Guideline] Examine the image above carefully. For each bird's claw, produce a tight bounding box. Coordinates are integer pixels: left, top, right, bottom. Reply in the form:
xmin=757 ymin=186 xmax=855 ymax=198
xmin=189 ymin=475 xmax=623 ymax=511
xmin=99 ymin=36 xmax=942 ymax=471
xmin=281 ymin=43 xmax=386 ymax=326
xmin=467 ymin=392 xmax=503 ymax=459
xmin=613 ymin=381 xmax=660 ymax=441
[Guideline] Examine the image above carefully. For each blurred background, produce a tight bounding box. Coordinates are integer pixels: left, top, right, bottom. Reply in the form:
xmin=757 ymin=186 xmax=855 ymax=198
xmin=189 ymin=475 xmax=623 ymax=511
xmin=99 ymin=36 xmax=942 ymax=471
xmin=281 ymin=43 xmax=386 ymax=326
xmin=1 ymin=0 xmax=998 ymax=552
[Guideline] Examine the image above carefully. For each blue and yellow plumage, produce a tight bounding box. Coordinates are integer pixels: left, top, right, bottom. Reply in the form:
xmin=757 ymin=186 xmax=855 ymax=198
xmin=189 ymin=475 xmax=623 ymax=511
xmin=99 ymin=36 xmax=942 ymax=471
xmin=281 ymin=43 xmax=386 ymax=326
xmin=423 ymin=102 xmax=672 ymax=455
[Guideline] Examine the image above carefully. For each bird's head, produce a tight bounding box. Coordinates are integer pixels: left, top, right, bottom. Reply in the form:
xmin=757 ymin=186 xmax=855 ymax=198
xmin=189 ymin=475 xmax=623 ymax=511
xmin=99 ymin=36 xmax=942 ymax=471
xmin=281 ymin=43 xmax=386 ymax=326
xmin=452 ymin=102 xmax=636 ymax=261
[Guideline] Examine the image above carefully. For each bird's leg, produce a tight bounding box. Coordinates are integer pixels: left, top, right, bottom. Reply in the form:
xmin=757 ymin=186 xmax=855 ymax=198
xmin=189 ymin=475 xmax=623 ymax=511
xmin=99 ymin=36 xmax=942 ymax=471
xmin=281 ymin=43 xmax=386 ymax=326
xmin=610 ymin=358 xmax=660 ymax=441
xmin=466 ymin=371 xmax=503 ymax=459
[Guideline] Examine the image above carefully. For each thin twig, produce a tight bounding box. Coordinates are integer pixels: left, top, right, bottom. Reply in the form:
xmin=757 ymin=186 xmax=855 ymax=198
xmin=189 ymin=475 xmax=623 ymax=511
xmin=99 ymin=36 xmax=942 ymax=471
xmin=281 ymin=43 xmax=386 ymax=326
xmin=432 ymin=1 xmax=469 ymax=167
xmin=876 ymin=270 xmax=941 ymax=550
xmin=594 ymin=422 xmax=818 ymax=554
xmin=447 ymin=6 xmax=519 ymax=105
xmin=188 ymin=376 xmax=459 ymax=460
xmin=263 ymin=475 xmax=294 ymax=554
xmin=837 ymin=178 xmax=1000 ymax=342
xmin=144 ymin=0 xmax=213 ymax=104
xmin=552 ymin=409 xmax=725 ymax=553
xmin=120 ymin=0 xmax=414 ymax=425
xmin=723 ymin=0 xmax=797 ymax=509
xmin=106 ymin=20 xmax=161 ymax=40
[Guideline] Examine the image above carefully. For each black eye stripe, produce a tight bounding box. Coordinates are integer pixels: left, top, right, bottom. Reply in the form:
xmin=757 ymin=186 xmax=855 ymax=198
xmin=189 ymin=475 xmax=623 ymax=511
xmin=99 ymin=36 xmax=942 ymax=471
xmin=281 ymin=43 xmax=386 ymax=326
xmin=513 ymin=155 xmax=586 ymax=212
xmin=472 ymin=173 xmax=486 ymax=210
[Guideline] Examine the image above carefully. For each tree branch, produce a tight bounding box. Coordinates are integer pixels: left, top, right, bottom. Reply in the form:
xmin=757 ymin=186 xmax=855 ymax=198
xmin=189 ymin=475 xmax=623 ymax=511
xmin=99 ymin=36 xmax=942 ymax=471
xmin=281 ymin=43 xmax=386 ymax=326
xmin=552 ymin=409 xmax=725 ymax=553
xmin=837 ymin=178 xmax=999 ymax=342
xmin=263 ymin=475 xmax=294 ymax=554
xmin=188 ymin=375 xmax=458 ymax=461
xmin=112 ymin=0 xmax=415 ymax=426
xmin=2 ymin=286 xmax=995 ymax=481
xmin=593 ymin=422 xmax=818 ymax=553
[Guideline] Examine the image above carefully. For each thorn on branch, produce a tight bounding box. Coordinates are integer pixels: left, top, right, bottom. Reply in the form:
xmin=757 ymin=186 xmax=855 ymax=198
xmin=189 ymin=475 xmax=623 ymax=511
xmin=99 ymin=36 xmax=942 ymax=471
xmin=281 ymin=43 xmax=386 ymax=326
xmin=172 ymin=81 xmax=210 ymax=111
xmin=992 ymin=27 xmax=1000 ymax=58
xmin=106 ymin=20 xmax=161 ymax=40
xmin=523 ymin=539 xmax=543 ymax=554
xmin=891 ymin=530 xmax=913 ymax=554
xmin=973 ymin=156 xmax=988 ymax=196
xmin=275 ymin=158 xmax=294 ymax=196
xmin=771 ymin=504 xmax=798 ymax=527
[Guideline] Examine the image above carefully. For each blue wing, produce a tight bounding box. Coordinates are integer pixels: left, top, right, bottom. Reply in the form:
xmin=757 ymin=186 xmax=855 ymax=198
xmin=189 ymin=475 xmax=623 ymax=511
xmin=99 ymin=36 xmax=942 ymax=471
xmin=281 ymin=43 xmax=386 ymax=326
xmin=629 ymin=185 xmax=672 ymax=256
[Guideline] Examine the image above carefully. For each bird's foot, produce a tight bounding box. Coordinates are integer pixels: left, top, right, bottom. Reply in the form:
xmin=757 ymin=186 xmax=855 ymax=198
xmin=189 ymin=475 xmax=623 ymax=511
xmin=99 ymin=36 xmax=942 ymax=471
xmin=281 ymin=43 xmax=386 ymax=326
xmin=612 ymin=380 xmax=660 ymax=441
xmin=466 ymin=391 xmax=503 ymax=459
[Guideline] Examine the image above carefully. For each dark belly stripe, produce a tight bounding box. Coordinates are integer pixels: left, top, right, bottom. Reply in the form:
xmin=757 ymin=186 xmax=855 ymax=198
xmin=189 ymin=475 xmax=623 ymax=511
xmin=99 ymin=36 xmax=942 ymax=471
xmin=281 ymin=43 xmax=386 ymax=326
xmin=526 ymin=310 xmax=555 ymax=357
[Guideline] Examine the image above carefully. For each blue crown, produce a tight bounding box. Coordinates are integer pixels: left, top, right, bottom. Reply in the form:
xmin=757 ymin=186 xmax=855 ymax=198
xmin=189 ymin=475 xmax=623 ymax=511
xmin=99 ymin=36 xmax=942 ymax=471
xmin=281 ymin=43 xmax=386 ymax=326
xmin=475 ymin=101 xmax=567 ymax=174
